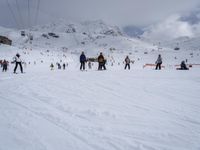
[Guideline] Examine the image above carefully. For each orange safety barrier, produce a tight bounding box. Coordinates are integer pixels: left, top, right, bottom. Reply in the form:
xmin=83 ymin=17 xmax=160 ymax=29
xmin=175 ymin=64 xmax=200 ymax=67
xmin=143 ymin=64 xmax=165 ymax=68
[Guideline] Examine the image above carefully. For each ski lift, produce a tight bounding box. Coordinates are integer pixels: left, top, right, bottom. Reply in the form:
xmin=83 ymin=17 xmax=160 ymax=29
xmin=6 ymin=0 xmax=41 ymax=29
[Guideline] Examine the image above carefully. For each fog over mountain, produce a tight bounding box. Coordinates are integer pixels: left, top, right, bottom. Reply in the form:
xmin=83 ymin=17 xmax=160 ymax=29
xmin=141 ymin=7 xmax=200 ymax=42
xmin=0 ymin=0 xmax=200 ymax=29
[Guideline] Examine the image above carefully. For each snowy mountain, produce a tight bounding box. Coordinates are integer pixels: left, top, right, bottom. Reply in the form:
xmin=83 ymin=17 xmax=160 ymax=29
xmin=140 ymin=9 xmax=200 ymax=51
xmin=155 ymin=35 xmax=200 ymax=51
xmin=123 ymin=25 xmax=144 ymax=38
xmin=0 ymin=20 xmax=200 ymax=150
xmin=1 ymin=20 xmax=157 ymax=56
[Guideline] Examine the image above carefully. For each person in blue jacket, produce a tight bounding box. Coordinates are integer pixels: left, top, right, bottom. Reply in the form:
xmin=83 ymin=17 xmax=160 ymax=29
xmin=80 ymin=51 xmax=87 ymax=70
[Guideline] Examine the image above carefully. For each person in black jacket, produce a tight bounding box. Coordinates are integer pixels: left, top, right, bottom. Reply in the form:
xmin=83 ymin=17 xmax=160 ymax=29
xmin=177 ymin=61 xmax=189 ymax=70
xmin=63 ymin=63 xmax=66 ymax=70
xmin=80 ymin=52 xmax=87 ymax=70
xmin=124 ymin=56 xmax=131 ymax=70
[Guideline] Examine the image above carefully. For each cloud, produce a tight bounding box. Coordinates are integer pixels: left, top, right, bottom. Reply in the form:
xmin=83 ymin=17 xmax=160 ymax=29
xmin=142 ymin=15 xmax=195 ymax=41
xmin=142 ymin=7 xmax=200 ymax=41
xmin=1 ymin=0 xmax=200 ymax=28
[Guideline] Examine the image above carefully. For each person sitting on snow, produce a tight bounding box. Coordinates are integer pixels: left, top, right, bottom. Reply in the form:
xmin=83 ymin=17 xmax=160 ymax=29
xmin=177 ymin=61 xmax=189 ymax=70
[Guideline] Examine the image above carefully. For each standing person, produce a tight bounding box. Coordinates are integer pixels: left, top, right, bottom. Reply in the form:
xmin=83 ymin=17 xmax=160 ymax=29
xmin=63 ymin=63 xmax=66 ymax=70
xmin=57 ymin=63 xmax=61 ymax=69
xmin=50 ymin=63 xmax=54 ymax=70
xmin=13 ymin=53 xmax=23 ymax=73
xmin=80 ymin=51 xmax=86 ymax=70
xmin=98 ymin=52 xmax=106 ymax=70
xmin=2 ymin=60 xmax=8 ymax=72
xmin=155 ymin=54 xmax=162 ymax=70
xmin=124 ymin=56 xmax=131 ymax=70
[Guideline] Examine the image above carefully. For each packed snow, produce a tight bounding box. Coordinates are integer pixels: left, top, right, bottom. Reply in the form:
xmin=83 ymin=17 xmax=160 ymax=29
xmin=0 ymin=21 xmax=200 ymax=150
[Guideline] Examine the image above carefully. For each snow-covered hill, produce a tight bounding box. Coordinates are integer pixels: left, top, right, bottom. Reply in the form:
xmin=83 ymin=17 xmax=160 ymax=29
xmin=1 ymin=20 xmax=156 ymax=54
xmin=0 ymin=20 xmax=200 ymax=150
xmin=156 ymin=35 xmax=200 ymax=51
xmin=0 ymin=69 xmax=200 ymax=150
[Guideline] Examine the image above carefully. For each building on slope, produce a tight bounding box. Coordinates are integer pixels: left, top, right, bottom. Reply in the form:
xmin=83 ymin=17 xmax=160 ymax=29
xmin=0 ymin=36 xmax=12 ymax=46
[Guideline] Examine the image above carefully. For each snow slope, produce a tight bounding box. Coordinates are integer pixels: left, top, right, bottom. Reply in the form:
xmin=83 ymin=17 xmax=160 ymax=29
xmin=1 ymin=21 xmax=200 ymax=150
xmin=157 ymin=36 xmax=200 ymax=51
xmin=0 ymin=69 xmax=200 ymax=150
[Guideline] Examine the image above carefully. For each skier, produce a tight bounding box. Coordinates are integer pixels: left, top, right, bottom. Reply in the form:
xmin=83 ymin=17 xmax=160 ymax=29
xmin=98 ymin=52 xmax=106 ymax=70
xmin=57 ymin=63 xmax=61 ymax=69
xmin=13 ymin=53 xmax=23 ymax=73
xmin=177 ymin=61 xmax=189 ymax=70
xmin=155 ymin=54 xmax=162 ymax=70
xmin=50 ymin=63 xmax=54 ymax=70
xmin=80 ymin=51 xmax=87 ymax=70
xmin=2 ymin=60 xmax=8 ymax=72
xmin=63 ymin=63 xmax=66 ymax=70
xmin=124 ymin=56 xmax=131 ymax=70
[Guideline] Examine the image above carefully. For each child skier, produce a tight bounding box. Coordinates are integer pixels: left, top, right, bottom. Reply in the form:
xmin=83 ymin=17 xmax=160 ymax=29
xmin=2 ymin=60 xmax=8 ymax=72
xmin=50 ymin=63 xmax=54 ymax=70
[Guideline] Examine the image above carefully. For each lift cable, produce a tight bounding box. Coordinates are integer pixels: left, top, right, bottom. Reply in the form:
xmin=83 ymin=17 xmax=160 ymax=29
xmin=15 ymin=0 xmax=24 ymax=29
xmin=6 ymin=0 xmax=20 ymax=28
xmin=34 ymin=0 xmax=41 ymax=26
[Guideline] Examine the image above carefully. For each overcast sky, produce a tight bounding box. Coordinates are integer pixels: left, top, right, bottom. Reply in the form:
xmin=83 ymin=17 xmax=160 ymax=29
xmin=0 ymin=0 xmax=200 ymax=29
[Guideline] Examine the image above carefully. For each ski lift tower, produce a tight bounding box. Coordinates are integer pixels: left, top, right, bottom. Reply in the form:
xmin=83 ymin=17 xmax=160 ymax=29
xmin=28 ymin=33 xmax=33 ymax=44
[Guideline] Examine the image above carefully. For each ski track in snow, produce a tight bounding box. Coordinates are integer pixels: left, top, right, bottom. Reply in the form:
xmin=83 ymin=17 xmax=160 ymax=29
xmin=0 ymin=69 xmax=200 ymax=150
xmin=1 ymin=19 xmax=200 ymax=150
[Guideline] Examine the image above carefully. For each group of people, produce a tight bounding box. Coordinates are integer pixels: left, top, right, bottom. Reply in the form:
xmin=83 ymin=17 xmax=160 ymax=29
xmin=0 ymin=53 xmax=190 ymax=73
xmin=80 ymin=52 xmax=132 ymax=71
xmin=1 ymin=53 xmax=24 ymax=73
xmin=80 ymin=52 xmax=107 ymax=71
xmin=0 ymin=60 xmax=9 ymax=72
xmin=80 ymin=53 xmax=189 ymax=71
xmin=50 ymin=63 xmax=68 ymax=70
xmin=155 ymin=54 xmax=189 ymax=70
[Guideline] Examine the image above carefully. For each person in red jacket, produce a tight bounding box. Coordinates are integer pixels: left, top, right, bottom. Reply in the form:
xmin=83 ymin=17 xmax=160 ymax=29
xmin=2 ymin=60 xmax=8 ymax=72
